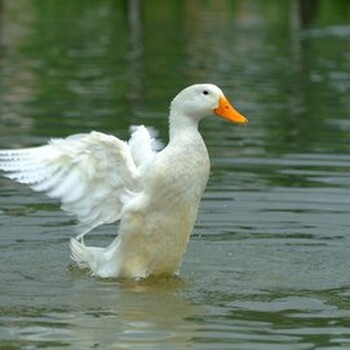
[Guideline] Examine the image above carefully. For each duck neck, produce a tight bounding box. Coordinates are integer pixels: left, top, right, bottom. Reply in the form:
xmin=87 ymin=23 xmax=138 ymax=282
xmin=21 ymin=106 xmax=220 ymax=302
xmin=168 ymin=109 xmax=199 ymax=142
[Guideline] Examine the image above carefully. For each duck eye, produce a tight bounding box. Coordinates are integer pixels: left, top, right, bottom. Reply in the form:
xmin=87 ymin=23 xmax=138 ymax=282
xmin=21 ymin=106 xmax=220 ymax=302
xmin=203 ymin=90 xmax=209 ymax=95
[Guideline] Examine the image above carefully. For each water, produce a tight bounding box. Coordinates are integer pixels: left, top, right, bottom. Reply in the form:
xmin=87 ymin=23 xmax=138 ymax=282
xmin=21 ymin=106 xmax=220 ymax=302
xmin=0 ymin=0 xmax=350 ymax=348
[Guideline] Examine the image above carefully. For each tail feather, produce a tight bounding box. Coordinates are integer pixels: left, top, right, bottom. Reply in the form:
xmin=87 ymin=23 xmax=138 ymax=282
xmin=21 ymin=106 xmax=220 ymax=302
xmin=69 ymin=238 xmax=103 ymax=273
xmin=69 ymin=238 xmax=120 ymax=278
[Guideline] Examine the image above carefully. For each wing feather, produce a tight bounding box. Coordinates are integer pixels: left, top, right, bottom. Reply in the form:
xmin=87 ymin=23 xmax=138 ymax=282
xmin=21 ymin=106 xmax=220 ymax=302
xmin=128 ymin=125 xmax=163 ymax=166
xmin=0 ymin=131 xmax=139 ymax=237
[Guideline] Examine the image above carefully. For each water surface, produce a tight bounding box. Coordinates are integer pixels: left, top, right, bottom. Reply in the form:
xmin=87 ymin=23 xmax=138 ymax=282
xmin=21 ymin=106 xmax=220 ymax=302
xmin=1 ymin=1 xmax=350 ymax=349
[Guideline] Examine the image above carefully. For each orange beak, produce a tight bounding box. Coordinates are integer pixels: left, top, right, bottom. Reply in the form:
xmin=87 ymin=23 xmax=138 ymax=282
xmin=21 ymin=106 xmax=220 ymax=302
xmin=213 ymin=95 xmax=248 ymax=124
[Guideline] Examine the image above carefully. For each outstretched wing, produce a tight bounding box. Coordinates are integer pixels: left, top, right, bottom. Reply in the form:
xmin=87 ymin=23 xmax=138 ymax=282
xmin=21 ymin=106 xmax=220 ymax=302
xmin=0 ymin=131 xmax=139 ymax=237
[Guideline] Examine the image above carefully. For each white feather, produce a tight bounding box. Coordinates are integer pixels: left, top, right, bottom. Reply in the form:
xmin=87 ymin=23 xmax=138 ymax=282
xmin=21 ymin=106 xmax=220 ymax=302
xmin=0 ymin=131 xmax=142 ymax=237
xmin=128 ymin=125 xmax=163 ymax=166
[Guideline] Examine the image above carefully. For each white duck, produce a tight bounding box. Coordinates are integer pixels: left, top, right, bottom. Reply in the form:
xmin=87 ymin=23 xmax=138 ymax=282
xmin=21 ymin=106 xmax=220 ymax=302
xmin=0 ymin=84 xmax=247 ymax=279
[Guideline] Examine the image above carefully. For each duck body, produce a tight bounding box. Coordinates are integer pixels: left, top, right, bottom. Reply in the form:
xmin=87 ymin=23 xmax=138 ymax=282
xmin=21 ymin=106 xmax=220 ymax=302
xmin=0 ymin=83 xmax=247 ymax=279
xmin=71 ymin=105 xmax=211 ymax=278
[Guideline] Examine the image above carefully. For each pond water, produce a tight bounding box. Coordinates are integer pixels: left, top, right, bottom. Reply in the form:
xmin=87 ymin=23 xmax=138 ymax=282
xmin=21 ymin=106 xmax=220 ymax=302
xmin=1 ymin=1 xmax=350 ymax=349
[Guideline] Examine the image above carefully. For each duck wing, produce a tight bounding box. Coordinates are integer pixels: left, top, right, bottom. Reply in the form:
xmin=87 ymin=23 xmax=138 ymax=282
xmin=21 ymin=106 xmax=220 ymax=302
xmin=0 ymin=130 xmax=156 ymax=238
xmin=128 ymin=125 xmax=163 ymax=167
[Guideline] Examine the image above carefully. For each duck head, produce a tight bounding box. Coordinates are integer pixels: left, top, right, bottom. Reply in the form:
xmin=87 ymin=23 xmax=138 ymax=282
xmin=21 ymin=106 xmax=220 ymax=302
xmin=170 ymin=83 xmax=248 ymax=124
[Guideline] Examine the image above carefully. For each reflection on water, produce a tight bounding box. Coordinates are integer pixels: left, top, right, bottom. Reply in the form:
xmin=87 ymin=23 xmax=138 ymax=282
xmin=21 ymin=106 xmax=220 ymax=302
xmin=1 ymin=0 xmax=350 ymax=349
xmin=64 ymin=278 xmax=200 ymax=349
